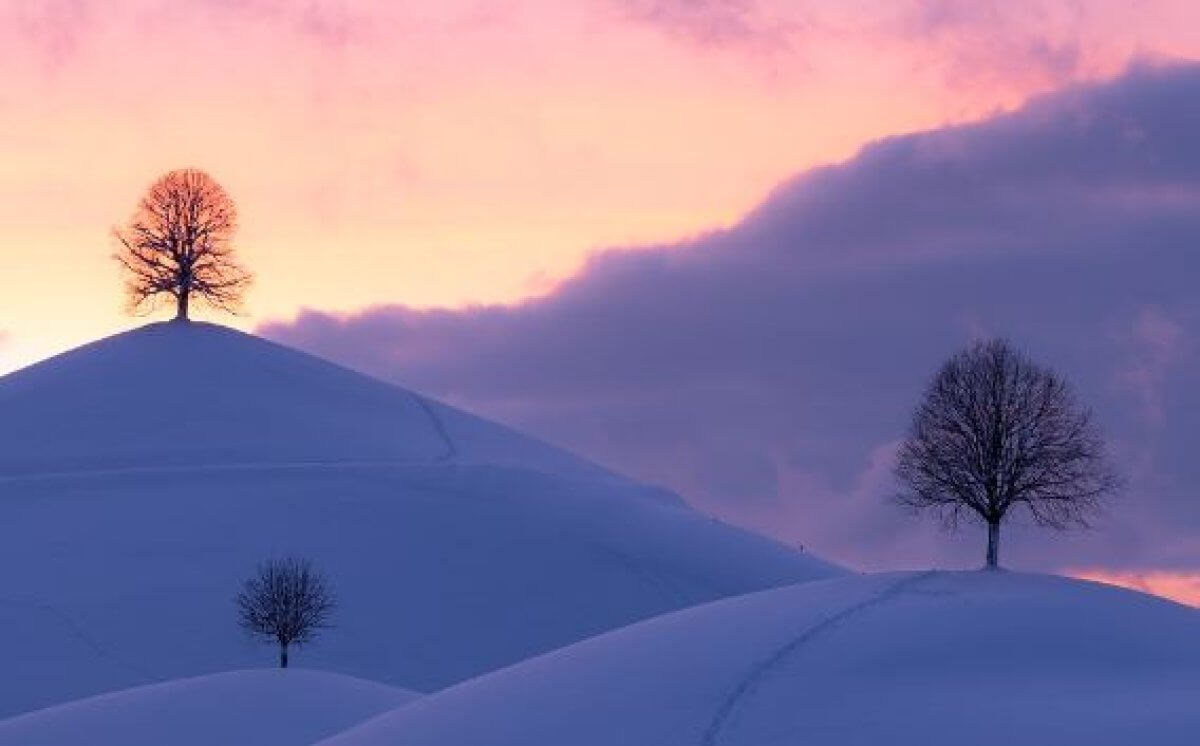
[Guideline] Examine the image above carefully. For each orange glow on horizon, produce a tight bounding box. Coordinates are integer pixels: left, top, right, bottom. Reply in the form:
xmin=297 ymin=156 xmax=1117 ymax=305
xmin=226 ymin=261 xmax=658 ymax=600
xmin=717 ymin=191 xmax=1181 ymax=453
xmin=1071 ymin=570 xmax=1200 ymax=608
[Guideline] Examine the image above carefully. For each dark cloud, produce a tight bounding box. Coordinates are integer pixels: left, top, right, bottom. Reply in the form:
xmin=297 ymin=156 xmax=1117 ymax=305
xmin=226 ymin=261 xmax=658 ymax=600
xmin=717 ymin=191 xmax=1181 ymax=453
xmin=261 ymin=62 xmax=1200 ymax=574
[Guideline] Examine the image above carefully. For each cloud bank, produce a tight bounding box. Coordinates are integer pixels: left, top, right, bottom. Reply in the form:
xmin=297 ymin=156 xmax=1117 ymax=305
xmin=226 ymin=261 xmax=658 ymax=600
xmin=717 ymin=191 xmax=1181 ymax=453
xmin=262 ymin=62 xmax=1200 ymax=576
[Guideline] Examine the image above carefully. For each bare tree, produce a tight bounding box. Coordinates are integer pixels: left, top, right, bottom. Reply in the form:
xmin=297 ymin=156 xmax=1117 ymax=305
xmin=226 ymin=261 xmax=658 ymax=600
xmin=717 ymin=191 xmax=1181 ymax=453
xmin=236 ymin=557 xmax=335 ymax=668
xmin=894 ymin=338 xmax=1120 ymax=569
xmin=113 ymin=168 xmax=252 ymax=320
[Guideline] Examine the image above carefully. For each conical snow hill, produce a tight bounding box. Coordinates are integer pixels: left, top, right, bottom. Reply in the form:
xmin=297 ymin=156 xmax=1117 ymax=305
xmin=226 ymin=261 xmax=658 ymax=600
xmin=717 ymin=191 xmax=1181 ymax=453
xmin=0 ymin=322 xmax=619 ymax=479
xmin=0 ymin=322 xmax=840 ymax=718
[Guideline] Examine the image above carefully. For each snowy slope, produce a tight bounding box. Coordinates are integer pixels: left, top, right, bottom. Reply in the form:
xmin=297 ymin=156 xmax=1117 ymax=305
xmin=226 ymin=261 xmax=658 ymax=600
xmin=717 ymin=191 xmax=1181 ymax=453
xmin=320 ymin=571 xmax=1200 ymax=746
xmin=0 ymin=669 xmax=418 ymax=746
xmin=0 ymin=322 xmax=610 ymax=481
xmin=0 ymin=322 xmax=841 ymax=717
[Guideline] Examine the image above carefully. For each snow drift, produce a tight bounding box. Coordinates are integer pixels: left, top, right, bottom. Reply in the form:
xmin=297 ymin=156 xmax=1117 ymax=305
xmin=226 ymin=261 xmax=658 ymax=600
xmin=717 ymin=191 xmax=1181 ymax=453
xmin=0 ymin=669 xmax=418 ymax=746
xmin=320 ymin=571 xmax=1200 ymax=746
xmin=0 ymin=322 xmax=839 ymax=717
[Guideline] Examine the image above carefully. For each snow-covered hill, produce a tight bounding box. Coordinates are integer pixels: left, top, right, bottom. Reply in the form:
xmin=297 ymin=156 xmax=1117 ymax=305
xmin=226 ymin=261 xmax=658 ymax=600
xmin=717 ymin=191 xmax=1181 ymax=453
xmin=0 ymin=322 xmax=840 ymax=717
xmin=0 ymin=322 xmax=611 ymax=480
xmin=0 ymin=669 xmax=418 ymax=746
xmin=320 ymin=571 xmax=1200 ymax=746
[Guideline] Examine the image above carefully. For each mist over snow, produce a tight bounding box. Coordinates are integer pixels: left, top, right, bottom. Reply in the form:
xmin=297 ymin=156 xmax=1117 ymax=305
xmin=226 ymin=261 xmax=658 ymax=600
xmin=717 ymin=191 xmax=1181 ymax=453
xmin=262 ymin=61 xmax=1200 ymax=576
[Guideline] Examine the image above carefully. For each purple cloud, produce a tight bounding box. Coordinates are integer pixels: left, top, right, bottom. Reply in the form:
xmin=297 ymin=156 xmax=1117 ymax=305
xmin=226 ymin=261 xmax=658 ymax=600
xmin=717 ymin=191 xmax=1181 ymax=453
xmin=1116 ymin=307 xmax=1188 ymax=428
xmin=262 ymin=62 xmax=1200 ymax=574
xmin=899 ymin=0 xmax=1087 ymax=82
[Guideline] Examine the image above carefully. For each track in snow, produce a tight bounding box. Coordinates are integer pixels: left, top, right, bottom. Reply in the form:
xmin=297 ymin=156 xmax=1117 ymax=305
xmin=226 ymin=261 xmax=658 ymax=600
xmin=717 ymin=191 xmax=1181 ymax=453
xmin=700 ymin=571 xmax=939 ymax=746
xmin=409 ymin=393 xmax=458 ymax=462
xmin=0 ymin=597 xmax=162 ymax=684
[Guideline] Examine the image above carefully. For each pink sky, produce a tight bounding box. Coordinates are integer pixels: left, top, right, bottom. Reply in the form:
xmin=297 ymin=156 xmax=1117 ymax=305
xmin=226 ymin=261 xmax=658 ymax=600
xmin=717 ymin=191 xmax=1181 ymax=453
xmin=3 ymin=0 xmax=1198 ymax=368
xmin=2 ymin=1 xmax=1200 ymax=604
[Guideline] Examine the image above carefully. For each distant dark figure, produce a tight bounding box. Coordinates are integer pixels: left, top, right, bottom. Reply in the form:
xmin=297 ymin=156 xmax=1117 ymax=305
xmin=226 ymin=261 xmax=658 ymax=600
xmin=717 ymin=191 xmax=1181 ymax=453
xmin=894 ymin=338 xmax=1120 ymax=568
xmin=236 ymin=557 xmax=335 ymax=668
xmin=113 ymin=168 xmax=252 ymax=320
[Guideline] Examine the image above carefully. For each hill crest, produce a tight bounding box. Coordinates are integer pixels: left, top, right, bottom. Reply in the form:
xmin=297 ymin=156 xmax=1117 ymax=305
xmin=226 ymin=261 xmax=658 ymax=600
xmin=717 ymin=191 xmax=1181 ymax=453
xmin=0 ymin=321 xmax=623 ymax=488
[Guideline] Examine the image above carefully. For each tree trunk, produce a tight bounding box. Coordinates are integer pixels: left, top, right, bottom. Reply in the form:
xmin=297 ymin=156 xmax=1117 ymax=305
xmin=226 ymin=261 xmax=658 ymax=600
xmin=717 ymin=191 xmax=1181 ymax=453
xmin=175 ymin=290 xmax=189 ymax=321
xmin=279 ymin=643 xmax=288 ymax=669
xmin=985 ymin=521 xmax=1000 ymax=569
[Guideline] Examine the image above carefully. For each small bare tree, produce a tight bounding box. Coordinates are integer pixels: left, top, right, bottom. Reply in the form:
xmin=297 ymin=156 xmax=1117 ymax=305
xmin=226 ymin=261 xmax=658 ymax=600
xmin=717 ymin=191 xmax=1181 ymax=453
xmin=895 ymin=338 xmax=1120 ymax=569
xmin=236 ymin=557 xmax=335 ymax=668
xmin=114 ymin=168 xmax=252 ymax=320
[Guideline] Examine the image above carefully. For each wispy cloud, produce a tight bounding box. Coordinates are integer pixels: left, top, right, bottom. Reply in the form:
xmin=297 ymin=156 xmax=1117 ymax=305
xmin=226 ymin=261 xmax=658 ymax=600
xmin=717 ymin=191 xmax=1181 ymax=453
xmin=1116 ymin=307 xmax=1187 ymax=428
xmin=608 ymin=0 xmax=803 ymax=52
xmin=897 ymin=0 xmax=1088 ymax=83
xmin=197 ymin=0 xmax=374 ymax=46
xmin=1 ymin=0 xmax=93 ymax=70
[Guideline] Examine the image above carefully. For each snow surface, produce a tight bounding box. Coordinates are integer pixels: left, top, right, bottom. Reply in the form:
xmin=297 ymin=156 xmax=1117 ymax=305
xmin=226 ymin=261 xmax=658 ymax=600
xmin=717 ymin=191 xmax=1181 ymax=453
xmin=0 ymin=669 xmax=418 ymax=746
xmin=0 ymin=322 xmax=609 ymax=481
xmin=0 ymin=322 xmax=840 ymax=717
xmin=320 ymin=571 xmax=1200 ymax=746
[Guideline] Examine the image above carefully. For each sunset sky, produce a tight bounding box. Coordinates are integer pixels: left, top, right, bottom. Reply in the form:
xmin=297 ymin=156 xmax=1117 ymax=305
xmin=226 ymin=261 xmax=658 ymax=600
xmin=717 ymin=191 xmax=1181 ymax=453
xmin=3 ymin=1 xmax=1199 ymax=601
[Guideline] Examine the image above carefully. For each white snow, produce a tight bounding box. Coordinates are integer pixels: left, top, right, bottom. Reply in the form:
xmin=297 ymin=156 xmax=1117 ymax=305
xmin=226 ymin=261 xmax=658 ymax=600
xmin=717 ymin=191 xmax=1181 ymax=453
xmin=1 ymin=324 xmax=1194 ymax=745
xmin=0 ymin=322 xmax=840 ymax=718
xmin=0 ymin=668 xmax=418 ymax=746
xmin=319 ymin=571 xmax=1200 ymax=746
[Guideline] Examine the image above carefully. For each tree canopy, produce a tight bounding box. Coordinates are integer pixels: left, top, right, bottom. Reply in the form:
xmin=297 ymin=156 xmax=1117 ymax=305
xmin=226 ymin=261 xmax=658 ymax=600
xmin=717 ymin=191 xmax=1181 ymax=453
xmin=114 ymin=168 xmax=251 ymax=320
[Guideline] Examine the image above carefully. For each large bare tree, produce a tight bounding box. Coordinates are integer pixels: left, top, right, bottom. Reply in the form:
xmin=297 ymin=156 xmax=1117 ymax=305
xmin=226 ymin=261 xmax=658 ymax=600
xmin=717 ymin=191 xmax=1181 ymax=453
xmin=114 ymin=168 xmax=251 ymax=320
xmin=236 ymin=557 xmax=335 ymax=668
xmin=894 ymin=338 xmax=1120 ymax=568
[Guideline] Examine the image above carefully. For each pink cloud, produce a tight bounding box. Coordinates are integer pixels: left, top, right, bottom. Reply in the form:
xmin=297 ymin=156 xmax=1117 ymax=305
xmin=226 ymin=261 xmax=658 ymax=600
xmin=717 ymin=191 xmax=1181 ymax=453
xmin=610 ymin=0 xmax=801 ymax=51
xmin=1 ymin=0 xmax=92 ymax=70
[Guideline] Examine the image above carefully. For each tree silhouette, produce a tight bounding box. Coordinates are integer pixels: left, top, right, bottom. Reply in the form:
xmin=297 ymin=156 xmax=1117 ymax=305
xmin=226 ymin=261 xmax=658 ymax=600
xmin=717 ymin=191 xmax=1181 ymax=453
xmin=895 ymin=338 xmax=1120 ymax=568
xmin=114 ymin=168 xmax=251 ymax=320
xmin=236 ymin=557 xmax=335 ymax=668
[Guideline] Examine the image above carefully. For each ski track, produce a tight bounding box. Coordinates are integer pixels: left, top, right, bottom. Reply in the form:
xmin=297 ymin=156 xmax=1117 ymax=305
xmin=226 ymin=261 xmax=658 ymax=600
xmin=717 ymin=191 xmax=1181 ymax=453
xmin=0 ymin=597 xmax=162 ymax=685
xmin=410 ymin=393 xmax=458 ymax=462
xmin=699 ymin=571 xmax=939 ymax=746
xmin=585 ymin=542 xmax=703 ymax=608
